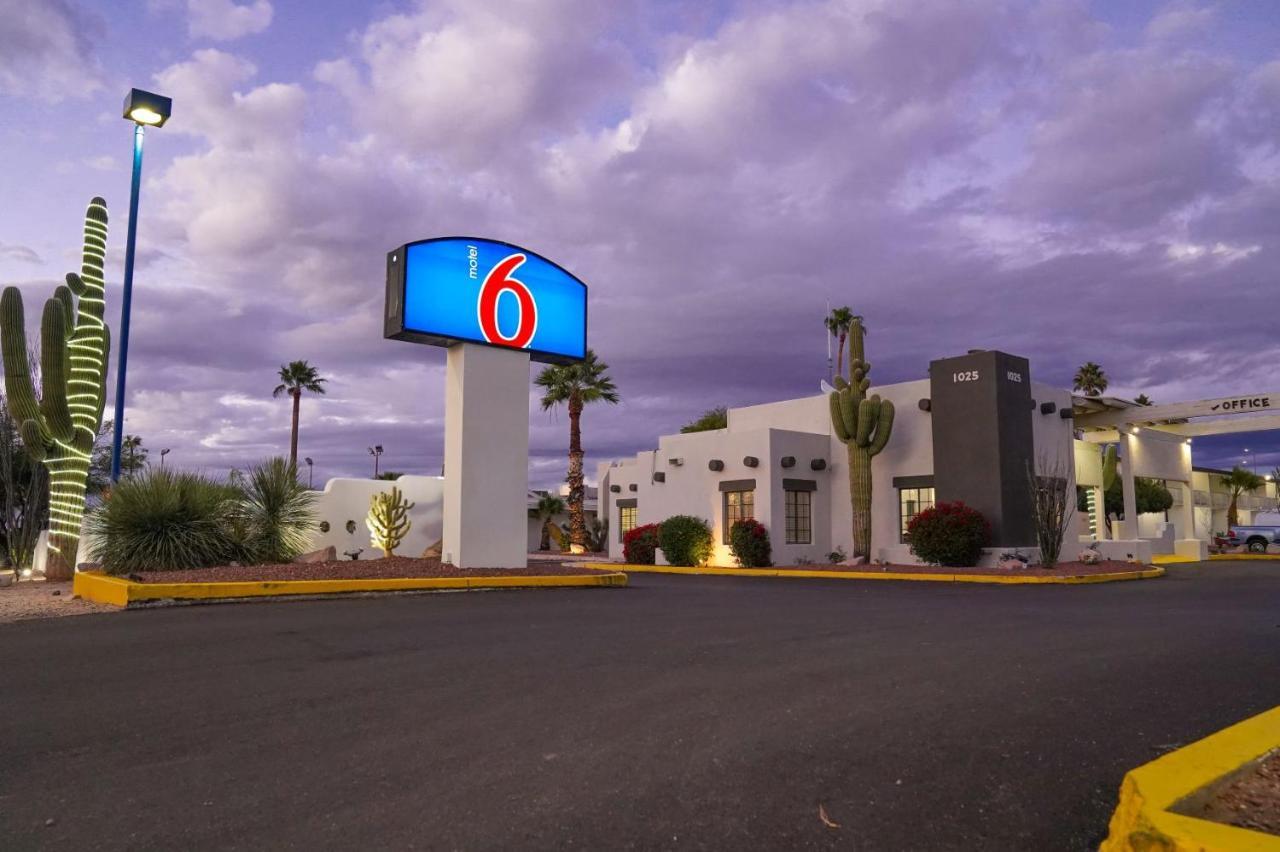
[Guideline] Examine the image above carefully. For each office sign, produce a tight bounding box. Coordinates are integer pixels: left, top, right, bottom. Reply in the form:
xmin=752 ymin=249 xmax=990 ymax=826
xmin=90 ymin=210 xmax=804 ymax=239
xmin=385 ymin=237 xmax=587 ymax=363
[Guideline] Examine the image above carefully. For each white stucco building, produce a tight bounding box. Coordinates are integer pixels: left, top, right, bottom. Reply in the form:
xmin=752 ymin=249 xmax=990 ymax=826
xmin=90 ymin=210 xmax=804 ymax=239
xmin=595 ymin=349 xmax=1268 ymax=567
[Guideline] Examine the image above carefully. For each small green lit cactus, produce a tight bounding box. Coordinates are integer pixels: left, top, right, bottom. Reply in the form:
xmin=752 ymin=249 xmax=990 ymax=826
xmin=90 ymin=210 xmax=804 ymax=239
xmin=829 ymin=316 xmax=894 ymax=561
xmin=367 ymin=486 xmax=414 ymax=557
xmin=1 ymin=197 xmax=111 ymax=580
xmin=1102 ymin=444 xmax=1117 ymax=490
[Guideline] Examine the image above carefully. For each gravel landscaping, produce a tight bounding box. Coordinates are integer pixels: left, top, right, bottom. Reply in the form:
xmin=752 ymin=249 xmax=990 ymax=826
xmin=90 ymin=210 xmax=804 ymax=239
xmin=0 ymin=581 xmax=114 ymax=623
xmin=127 ymin=556 xmax=621 ymax=584
xmin=1186 ymin=749 xmax=1280 ymax=837
xmin=1187 ymin=747 xmax=1280 ymax=834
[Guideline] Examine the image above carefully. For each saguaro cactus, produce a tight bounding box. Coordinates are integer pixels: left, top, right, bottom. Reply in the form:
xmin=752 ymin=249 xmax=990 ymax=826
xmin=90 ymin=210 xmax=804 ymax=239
xmin=829 ymin=316 xmax=894 ymax=561
xmin=1 ymin=197 xmax=111 ymax=580
xmin=367 ymin=486 xmax=414 ymax=557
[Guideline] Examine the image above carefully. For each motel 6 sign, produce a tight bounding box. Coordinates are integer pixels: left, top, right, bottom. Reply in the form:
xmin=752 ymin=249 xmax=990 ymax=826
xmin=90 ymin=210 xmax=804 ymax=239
xmin=385 ymin=237 xmax=587 ymax=364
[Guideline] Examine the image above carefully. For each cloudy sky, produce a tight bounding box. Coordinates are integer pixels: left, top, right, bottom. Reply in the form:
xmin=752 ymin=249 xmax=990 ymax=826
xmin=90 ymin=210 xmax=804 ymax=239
xmin=1 ymin=0 xmax=1277 ymax=486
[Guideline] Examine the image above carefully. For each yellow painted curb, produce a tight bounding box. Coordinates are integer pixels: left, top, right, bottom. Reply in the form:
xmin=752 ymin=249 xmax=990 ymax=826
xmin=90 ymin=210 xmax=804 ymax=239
xmin=1210 ymin=553 xmax=1280 ymax=561
xmin=584 ymin=563 xmax=1164 ymax=585
xmin=1101 ymin=705 xmax=1280 ymax=851
xmin=73 ymin=570 xmax=627 ymax=608
xmin=1153 ymin=554 xmax=1200 ymax=565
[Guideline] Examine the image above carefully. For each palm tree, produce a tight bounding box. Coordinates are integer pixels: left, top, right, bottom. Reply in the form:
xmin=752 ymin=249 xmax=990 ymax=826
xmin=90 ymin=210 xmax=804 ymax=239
xmin=533 ymin=494 xmax=565 ymax=551
xmin=1073 ymin=362 xmax=1108 ymax=396
xmin=273 ymin=361 xmax=327 ymax=470
xmin=1134 ymin=394 xmax=1153 ymax=406
xmin=535 ymin=350 xmax=619 ymax=553
xmin=121 ymin=434 xmax=147 ymax=479
xmin=824 ymin=306 xmax=855 ymax=379
xmin=1223 ymin=465 xmax=1265 ymax=529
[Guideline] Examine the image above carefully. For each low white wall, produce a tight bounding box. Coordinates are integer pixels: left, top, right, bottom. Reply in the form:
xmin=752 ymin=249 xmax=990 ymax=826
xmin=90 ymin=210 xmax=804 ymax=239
xmin=307 ymin=476 xmax=444 ymax=560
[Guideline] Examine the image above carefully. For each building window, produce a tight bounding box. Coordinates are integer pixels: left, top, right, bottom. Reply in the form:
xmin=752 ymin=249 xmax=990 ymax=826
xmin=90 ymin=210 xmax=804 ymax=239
xmin=899 ymin=487 xmax=935 ymax=541
xmin=723 ymin=490 xmax=754 ymax=543
xmin=785 ymin=490 xmax=811 ymax=544
xmin=619 ymin=505 xmax=637 ymax=540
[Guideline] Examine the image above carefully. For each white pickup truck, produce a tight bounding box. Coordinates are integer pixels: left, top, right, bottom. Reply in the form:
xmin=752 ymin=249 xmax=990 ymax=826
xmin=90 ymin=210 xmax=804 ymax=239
xmin=1225 ymin=525 xmax=1280 ymax=553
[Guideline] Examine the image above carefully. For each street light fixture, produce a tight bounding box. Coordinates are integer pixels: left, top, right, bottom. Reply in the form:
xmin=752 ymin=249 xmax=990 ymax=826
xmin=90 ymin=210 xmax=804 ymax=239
xmin=304 ymin=457 xmax=314 ymax=489
xmin=110 ymin=88 xmax=172 ymax=483
xmin=159 ymin=448 xmax=170 ymax=470
xmin=368 ymin=445 xmax=384 ymax=478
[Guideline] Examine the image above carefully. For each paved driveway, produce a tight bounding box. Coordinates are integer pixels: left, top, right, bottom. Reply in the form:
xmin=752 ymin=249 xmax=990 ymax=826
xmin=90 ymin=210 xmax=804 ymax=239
xmin=2 ymin=562 xmax=1278 ymax=850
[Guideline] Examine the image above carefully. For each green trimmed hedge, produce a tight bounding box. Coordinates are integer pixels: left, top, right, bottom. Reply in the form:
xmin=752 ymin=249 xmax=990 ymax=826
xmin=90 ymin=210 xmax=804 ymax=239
xmin=658 ymin=515 xmax=713 ymax=567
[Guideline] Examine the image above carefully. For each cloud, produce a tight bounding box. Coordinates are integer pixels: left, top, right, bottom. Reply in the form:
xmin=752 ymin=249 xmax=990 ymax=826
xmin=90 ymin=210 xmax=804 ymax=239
xmin=0 ymin=0 xmax=103 ymax=101
xmin=187 ymin=0 xmax=273 ymax=41
xmin=104 ymin=0 xmax=1280 ymax=483
xmin=0 ymin=242 xmax=41 ymax=264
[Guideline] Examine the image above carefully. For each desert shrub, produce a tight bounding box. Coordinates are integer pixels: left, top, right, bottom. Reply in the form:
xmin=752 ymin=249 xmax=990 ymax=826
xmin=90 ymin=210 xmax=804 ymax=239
xmin=658 ymin=515 xmax=713 ymax=566
xmin=907 ymin=501 xmax=990 ymax=567
xmin=87 ymin=470 xmax=246 ymax=574
xmin=237 ymin=457 xmax=317 ymax=564
xmin=623 ymin=523 xmax=660 ymax=564
xmin=729 ymin=518 xmax=772 ymax=567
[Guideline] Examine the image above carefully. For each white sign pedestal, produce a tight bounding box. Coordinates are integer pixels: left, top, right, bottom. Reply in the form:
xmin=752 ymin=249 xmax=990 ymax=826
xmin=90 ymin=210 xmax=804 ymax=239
xmin=442 ymin=343 xmax=530 ymax=569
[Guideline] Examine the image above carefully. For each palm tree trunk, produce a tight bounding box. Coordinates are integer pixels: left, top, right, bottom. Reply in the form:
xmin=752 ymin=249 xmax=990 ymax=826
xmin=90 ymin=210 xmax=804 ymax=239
xmin=289 ymin=389 xmax=300 ymax=470
xmin=1228 ymin=496 xmax=1239 ymax=529
xmin=568 ymin=398 xmax=585 ymax=553
xmin=837 ymin=332 xmax=847 ymax=379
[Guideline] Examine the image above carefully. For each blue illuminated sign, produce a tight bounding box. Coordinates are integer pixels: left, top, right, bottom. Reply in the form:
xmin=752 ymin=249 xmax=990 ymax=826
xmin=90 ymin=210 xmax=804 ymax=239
xmin=385 ymin=237 xmax=587 ymax=363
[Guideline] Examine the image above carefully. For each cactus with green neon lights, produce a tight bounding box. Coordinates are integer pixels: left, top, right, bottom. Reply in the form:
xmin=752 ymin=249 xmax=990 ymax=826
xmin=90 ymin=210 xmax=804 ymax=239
xmin=829 ymin=316 xmax=894 ymax=561
xmin=367 ymin=486 xmax=414 ymax=558
xmin=1 ymin=197 xmax=111 ymax=580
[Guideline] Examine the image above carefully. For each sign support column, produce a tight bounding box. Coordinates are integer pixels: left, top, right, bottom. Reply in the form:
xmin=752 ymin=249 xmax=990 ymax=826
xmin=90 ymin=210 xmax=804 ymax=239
xmin=442 ymin=343 xmax=530 ymax=569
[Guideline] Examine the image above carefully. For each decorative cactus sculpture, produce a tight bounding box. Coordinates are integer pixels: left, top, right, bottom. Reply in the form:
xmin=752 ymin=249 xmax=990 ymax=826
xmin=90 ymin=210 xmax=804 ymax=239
xmin=367 ymin=486 xmax=414 ymax=557
xmin=1 ymin=198 xmax=111 ymax=580
xmin=829 ymin=316 xmax=894 ymax=561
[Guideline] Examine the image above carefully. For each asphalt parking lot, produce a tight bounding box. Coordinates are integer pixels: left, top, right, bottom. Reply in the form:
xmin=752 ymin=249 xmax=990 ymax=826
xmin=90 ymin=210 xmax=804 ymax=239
xmin=2 ymin=561 xmax=1278 ymax=850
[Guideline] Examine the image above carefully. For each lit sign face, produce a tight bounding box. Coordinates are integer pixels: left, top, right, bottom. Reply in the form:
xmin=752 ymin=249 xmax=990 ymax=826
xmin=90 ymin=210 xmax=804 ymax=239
xmin=385 ymin=237 xmax=587 ymax=363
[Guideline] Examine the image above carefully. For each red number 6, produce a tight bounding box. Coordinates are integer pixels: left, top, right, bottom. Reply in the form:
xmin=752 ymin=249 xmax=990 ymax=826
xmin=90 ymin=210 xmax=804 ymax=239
xmin=477 ymin=253 xmax=538 ymax=349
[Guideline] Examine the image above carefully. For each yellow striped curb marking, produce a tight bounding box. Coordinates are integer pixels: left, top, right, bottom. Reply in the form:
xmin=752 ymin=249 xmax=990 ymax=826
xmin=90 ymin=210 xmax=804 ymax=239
xmin=1101 ymin=705 xmax=1280 ymax=851
xmin=584 ymin=563 xmax=1163 ymax=585
xmin=73 ymin=570 xmax=627 ymax=608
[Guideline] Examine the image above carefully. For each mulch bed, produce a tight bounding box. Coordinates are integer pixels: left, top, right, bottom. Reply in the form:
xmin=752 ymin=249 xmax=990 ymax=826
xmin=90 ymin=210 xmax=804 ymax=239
xmin=1187 ymin=749 xmax=1280 ymax=837
xmin=767 ymin=560 xmax=1148 ymax=576
xmin=129 ymin=557 xmax=618 ymax=584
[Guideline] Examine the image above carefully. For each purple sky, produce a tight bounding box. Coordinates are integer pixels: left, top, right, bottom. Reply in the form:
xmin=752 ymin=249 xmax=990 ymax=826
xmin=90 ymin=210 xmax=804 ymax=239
xmin=1 ymin=0 xmax=1278 ymax=486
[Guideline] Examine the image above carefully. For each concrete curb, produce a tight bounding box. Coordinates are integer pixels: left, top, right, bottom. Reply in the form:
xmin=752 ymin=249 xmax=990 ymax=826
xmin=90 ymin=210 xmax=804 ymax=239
xmin=73 ymin=570 xmax=628 ymax=608
xmin=584 ymin=563 xmax=1163 ymax=585
xmin=1101 ymin=705 xmax=1280 ymax=851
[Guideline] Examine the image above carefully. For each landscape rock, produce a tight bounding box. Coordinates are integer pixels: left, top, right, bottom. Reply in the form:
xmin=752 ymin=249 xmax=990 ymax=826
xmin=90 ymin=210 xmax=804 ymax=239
xmin=840 ymin=556 xmax=867 ymax=567
xmin=294 ymin=546 xmax=337 ymax=564
xmin=420 ymin=538 xmax=443 ymax=559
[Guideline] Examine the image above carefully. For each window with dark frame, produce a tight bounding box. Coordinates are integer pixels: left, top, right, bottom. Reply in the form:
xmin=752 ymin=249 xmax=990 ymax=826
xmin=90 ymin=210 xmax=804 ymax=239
xmin=723 ymin=490 xmax=754 ymax=543
xmin=618 ymin=505 xmax=637 ymax=540
xmin=785 ymin=489 xmax=811 ymax=544
xmin=899 ymin=486 xmax=935 ymax=541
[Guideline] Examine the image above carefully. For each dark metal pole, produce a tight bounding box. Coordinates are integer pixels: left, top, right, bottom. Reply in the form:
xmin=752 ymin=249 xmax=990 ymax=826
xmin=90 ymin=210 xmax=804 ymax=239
xmin=110 ymin=123 xmax=145 ymax=482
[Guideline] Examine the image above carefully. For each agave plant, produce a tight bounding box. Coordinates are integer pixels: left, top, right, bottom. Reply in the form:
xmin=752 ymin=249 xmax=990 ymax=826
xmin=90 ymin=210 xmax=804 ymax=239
xmin=87 ymin=469 xmax=245 ymax=574
xmin=237 ymin=457 xmax=317 ymax=564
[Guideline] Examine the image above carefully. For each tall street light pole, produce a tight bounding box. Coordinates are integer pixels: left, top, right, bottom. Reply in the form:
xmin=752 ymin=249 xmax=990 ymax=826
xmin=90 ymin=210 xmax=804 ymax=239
xmin=111 ymin=89 xmax=172 ymax=482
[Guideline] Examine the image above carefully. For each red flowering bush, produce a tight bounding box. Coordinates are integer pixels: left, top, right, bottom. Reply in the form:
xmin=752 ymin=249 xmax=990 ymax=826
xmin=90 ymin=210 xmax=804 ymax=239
xmin=907 ymin=501 xmax=991 ymax=567
xmin=623 ymin=523 xmax=661 ymax=564
xmin=729 ymin=518 xmax=772 ymax=568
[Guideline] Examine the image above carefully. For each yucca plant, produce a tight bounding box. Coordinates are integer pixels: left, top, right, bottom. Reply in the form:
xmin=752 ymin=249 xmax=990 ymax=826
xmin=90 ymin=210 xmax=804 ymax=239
xmin=237 ymin=457 xmax=317 ymax=564
xmin=86 ymin=469 xmax=246 ymax=574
